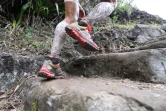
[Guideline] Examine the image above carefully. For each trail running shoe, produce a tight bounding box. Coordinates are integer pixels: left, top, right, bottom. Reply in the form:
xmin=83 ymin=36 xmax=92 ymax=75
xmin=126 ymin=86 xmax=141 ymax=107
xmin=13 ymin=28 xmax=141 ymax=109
xmin=38 ymin=57 xmax=66 ymax=79
xmin=65 ymin=19 xmax=99 ymax=51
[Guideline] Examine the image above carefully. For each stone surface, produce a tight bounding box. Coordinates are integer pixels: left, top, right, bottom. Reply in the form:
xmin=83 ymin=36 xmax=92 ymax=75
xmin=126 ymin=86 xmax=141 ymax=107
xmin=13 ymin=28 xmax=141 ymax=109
xmin=130 ymin=9 xmax=165 ymax=24
xmin=66 ymin=48 xmax=166 ymax=83
xmin=161 ymin=24 xmax=166 ymax=32
xmin=137 ymin=40 xmax=166 ymax=50
xmin=19 ymin=77 xmax=166 ymax=111
xmin=1 ymin=48 xmax=166 ymax=91
xmin=127 ymin=24 xmax=166 ymax=43
xmin=0 ymin=53 xmax=44 ymax=89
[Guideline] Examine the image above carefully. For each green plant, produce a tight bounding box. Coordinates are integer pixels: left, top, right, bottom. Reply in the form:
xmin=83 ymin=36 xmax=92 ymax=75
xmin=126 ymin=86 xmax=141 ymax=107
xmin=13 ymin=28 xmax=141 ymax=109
xmin=93 ymin=24 xmax=112 ymax=32
xmin=0 ymin=0 xmax=65 ymax=28
xmin=149 ymin=22 xmax=160 ymax=28
xmin=111 ymin=16 xmax=118 ymax=23
xmin=28 ymin=40 xmax=51 ymax=50
xmin=110 ymin=0 xmax=134 ymax=23
xmin=17 ymin=1 xmax=31 ymax=27
xmin=32 ymin=102 xmax=37 ymax=111
xmin=31 ymin=0 xmax=54 ymax=17
xmin=114 ymin=22 xmax=136 ymax=29
xmin=7 ymin=1 xmax=31 ymax=35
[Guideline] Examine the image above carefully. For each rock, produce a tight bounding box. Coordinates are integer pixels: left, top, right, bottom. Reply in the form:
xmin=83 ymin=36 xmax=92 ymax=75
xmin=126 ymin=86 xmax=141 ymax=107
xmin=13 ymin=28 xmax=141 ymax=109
xmin=0 ymin=53 xmax=44 ymax=90
xmin=137 ymin=40 xmax=166 ymax=50
xmin=19 ymin=77 xmax=166 ymax=111
xmin=110 ymin=6 xmax=165 ymax=24
xmin=128 ymin=24 xmax=166 ymax=43
xmin=1 ymin=47 xmax=166 ymax=90
xmin=66 ymin=48 xmax=166 ymax=83
xmin=160 ymin=24 xmax=166 ymax=32
xmin=130 ymin=8 xmax=164 ymax=24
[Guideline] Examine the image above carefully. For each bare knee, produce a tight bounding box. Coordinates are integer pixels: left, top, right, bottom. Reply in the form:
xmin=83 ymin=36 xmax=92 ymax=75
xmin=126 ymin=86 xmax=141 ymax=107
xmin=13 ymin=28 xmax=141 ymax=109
xmin=64 ymin=1 xmax=79 ymax=24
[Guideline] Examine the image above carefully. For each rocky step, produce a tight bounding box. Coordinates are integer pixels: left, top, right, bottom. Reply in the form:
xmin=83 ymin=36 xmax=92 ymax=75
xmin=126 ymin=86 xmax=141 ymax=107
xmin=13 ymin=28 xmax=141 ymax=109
xmin=66 ymin=48 xmax=166 ymax=83
xmin=1 ymin=48 xmax=166 ymax=90
xmin=19 ymin=77 xmax=166 ymax=111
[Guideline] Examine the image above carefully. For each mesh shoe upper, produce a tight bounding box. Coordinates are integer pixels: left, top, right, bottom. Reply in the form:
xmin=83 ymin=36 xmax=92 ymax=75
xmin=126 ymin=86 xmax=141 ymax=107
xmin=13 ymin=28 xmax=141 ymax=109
xmin=38 ymin=57 xmax=66 ymax=79
xmin=65 ymin=19 xmax=99 ymax=51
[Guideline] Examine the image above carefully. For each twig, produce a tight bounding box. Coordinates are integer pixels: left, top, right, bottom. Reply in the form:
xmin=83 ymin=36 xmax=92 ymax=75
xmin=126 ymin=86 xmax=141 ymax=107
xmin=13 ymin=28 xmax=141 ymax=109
xmin=0 ymin=94 xmax=7 ymax=99
xmin=10 ymin=102 xmax=17 ymax=110
xmin=8 ymin=75 xmax=37 ymax=100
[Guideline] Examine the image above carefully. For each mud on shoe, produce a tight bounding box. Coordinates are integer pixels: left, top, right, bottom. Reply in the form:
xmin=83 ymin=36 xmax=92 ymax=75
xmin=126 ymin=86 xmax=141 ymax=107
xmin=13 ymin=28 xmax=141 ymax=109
xmin=65 ymin=19 xmax=99 ymax=51
xmin=38 ymin=57 xmax=66 ymax=79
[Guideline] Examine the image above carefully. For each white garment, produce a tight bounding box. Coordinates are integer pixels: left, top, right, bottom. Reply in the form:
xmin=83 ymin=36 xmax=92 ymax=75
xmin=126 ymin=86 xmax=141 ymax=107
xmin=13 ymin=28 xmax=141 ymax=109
xmin=51 ymin=21 xmax=68 ymax=56
xmin=86 ymin=2 xmax=115 ymax=25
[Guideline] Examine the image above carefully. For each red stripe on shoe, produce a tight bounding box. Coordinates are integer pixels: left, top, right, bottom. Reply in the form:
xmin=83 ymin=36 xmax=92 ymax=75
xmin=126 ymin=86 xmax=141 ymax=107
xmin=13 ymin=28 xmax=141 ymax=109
xmin=67 ymin=26 xmax=99 ymax=50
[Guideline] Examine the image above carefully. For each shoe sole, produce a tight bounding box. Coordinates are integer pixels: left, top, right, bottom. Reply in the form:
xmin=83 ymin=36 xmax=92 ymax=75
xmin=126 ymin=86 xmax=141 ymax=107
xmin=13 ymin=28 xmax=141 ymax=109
xmin=38 ymin=72 xmax=66 ymax=79
xmin=65 ymin=26 xmax=99 ymax=51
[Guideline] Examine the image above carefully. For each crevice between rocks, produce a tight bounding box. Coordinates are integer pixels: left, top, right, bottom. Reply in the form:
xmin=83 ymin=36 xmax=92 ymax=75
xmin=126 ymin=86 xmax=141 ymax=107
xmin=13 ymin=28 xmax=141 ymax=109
xmin=108 ymin=92 xmax=153 ymax=111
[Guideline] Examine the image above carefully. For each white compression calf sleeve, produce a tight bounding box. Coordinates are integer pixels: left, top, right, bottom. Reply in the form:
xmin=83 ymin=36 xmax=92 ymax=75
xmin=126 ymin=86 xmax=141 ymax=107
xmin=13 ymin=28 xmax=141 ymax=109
xmin=85 ymin=2 xmax=115 ymax=25
xmin=51 ymin=21 xmax=68 ymax=56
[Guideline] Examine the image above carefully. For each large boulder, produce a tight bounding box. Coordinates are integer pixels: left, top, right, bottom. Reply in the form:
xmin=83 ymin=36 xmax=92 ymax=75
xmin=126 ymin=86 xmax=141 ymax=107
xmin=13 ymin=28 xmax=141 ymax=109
xmin=127 ymin=24 xmax=166 ymax=43
xmin=1 ymin=46 xmax=166 ymax=90
xmin=19 ymin=77 xmax=166 ymax=111
xmin=66 ymin=48 xmax=166 ymax=83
